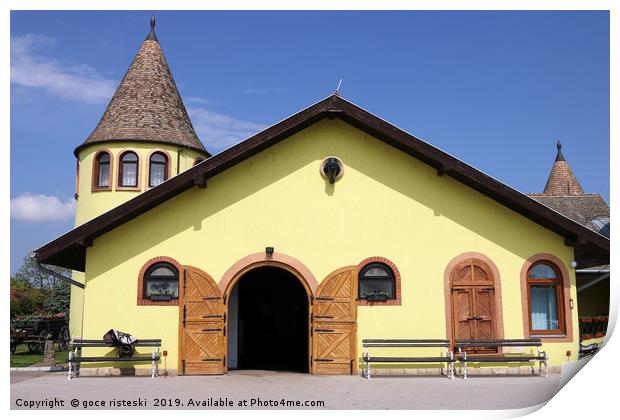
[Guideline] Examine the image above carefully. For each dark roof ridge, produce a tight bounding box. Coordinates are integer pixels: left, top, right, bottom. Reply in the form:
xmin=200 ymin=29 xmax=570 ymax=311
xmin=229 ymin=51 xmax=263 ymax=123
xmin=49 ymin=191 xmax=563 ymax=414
xmin=528 ymin=193 xmax=603 ymax=197
xmin=35 ymin=94 xmax=610 ymax=271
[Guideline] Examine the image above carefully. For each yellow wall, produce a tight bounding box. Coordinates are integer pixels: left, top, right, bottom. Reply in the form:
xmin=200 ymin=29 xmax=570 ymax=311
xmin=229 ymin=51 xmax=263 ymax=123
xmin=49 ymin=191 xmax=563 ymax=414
xmin=80 ymin=119 xmax=579 ymax=369
xmin=68 ymin=273 xmax=84 ymax=338
xmin=69 ymin=142 xmax=208 ymax=338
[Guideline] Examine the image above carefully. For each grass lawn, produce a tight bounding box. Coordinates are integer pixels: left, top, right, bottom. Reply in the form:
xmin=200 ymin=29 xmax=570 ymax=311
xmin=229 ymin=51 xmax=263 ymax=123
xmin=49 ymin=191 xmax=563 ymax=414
xmin=10 ymin=344 xmax=69 ymax=368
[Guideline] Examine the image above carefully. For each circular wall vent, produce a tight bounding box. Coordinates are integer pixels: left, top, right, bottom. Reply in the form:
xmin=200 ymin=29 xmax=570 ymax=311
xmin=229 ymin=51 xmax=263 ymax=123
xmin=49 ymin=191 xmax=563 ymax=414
xmin=320 ymin=156 xmax=344 ymax=184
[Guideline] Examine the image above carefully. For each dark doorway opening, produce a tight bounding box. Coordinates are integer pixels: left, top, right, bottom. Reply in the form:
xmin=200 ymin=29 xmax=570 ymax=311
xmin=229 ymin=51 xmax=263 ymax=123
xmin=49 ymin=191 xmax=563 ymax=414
xmin=231 ymin=266 xmax=309 ymax=372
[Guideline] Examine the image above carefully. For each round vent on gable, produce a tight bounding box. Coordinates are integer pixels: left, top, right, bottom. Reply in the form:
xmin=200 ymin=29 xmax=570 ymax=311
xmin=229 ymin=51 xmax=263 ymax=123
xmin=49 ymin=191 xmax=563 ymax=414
xmin=320 ymin=156 xmax=344 ymax=184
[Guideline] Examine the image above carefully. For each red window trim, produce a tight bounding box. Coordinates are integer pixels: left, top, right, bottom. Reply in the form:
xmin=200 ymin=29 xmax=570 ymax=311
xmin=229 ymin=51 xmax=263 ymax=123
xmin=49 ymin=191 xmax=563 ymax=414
xmin=117 ymin=149 xmax=141 ymax=191
xmin=137 ymin=256 xmax=182 ymax=306
xmin=520 ymin=254 xmax=573 ymax=343
xmin=91 ymin=149 xmax=113 ymax=192
xmin=356 ymin=256 xmax=402 ymax=306
xmin=147 ymin=149 xmax=172 ymax=188
xmin=526 ymin=261 xmax=566 ymax=336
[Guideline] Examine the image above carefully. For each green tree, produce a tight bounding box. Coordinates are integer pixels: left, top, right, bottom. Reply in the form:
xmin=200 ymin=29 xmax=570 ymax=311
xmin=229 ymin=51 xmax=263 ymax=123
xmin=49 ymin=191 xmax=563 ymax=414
xmin=44 ymin=282 xmax=71 ymax=315
xmin=15 ymin=255 xmax=71 ymax=290
xmin=10 ymin=277 xmax=49 ymax=318
xmin=11 ymin=256 xmax=71 ymax=318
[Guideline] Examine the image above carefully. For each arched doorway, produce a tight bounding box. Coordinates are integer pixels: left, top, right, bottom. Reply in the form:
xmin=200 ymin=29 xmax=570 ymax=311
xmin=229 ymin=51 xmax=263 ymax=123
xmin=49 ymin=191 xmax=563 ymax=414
xmin=228 ymin=266 xmax=310 ymax=372
xmin=178 ymin=261 xmax=358 ymax=375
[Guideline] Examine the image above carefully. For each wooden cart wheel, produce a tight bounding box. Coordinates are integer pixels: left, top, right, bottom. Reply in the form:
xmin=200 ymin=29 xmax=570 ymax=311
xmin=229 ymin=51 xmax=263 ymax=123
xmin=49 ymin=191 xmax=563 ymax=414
xmin=58 ymin=326 xmax=70 ymax=352
xmin=36 ymin=330 xmax=48 ymax=354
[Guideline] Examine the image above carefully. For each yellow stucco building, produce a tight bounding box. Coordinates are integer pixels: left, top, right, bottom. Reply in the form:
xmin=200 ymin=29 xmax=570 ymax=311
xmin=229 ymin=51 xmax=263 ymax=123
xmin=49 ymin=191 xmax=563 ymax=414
xmin=35 ymin=19 xmax=609 ymax=377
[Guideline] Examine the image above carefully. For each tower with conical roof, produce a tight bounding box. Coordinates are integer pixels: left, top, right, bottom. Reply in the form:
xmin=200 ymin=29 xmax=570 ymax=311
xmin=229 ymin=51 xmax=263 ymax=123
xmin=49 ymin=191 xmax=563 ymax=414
xmin=73 ymin=16 xmax=209 ymax=227
xmin=530 ymin=141 xmax=609 ymax=240
xmin=69 ymin=17 xmax=209 ymax=338
xmin=542 ymin=141 xmax=584 ymax=196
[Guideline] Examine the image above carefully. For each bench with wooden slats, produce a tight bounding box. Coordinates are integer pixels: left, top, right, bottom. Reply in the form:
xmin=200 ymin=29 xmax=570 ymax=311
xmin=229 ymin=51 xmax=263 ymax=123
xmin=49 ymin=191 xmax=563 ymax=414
xmin=362 ymin=339 xmax=454 ymax=380
xmin=68 ymin=339 xmax=161 ymax=379
xmin=455 ymin=339 xmax=548 ymax=379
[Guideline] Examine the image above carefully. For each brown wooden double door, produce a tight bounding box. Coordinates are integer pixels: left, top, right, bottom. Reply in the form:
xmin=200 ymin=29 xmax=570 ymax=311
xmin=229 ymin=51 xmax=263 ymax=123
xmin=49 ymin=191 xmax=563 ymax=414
xmin=179 ymin=265 xmax=358 ymax=375
xmin=311 ymin=266 xmax=358 ymax=375
xmin=178 ymin=266 xmax=226 ymax=374
xmin=450 ymin=259 xmax=497 ymax=352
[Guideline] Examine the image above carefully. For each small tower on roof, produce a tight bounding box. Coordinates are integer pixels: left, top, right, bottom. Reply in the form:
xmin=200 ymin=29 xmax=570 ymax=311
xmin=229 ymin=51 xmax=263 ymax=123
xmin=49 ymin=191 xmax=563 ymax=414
xmin=542 ymin=140 xmax=584 ymax=196
xmin=73 ymin=16 xmax=209 ymax=227
xmin=76 ymin=15 xmax=207 ymax=157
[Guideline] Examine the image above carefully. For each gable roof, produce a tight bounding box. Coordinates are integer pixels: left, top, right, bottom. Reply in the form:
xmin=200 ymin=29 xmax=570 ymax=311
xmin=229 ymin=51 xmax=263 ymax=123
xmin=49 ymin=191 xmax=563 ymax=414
xmin=35 ymin=94 xmax=610 ymax=271
xmin=76 ymin=18 xmax=208 ymax=157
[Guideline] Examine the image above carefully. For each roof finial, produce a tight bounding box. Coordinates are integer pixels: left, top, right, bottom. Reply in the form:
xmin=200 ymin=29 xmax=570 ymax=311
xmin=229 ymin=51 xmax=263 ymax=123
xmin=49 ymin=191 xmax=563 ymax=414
xmin=146 ymin=15 xmax=158 ymax=42
xmin=555 ymin=139 xmax=565 ymax=162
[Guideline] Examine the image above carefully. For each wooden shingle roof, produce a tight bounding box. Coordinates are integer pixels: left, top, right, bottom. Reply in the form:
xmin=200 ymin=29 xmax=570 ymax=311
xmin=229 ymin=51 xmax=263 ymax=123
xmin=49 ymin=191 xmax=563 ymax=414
xmin=530 ymin=141 xmax=609 ymax=244
xmin=542 ymin=141 xmax=584 ymax=196
xmin=530 ymin=194 xmax=609 ymax=239
xmin=75 ymin=18 xmax=208 ymax=156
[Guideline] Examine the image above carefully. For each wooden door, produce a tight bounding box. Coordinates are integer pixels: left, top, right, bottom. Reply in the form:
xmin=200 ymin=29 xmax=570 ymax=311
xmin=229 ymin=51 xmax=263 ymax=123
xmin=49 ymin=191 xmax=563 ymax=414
xmin=179 ymin=266 xmax=226 ymax=375
xmin=452 ymin=287 xmax=474 ymax=341
xmin=474 ymin=287 xmax=495 ymax=341
xmin=450 ymin=259 xmax=496 ymax=352
xmin=311 ymin=266 xmax=357 ymax=375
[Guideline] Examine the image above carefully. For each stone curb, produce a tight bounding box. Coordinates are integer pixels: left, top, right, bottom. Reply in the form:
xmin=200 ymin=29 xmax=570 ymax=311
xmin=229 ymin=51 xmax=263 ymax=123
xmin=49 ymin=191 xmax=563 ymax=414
xmin=10 ymin=366 xmax=67 ymax=372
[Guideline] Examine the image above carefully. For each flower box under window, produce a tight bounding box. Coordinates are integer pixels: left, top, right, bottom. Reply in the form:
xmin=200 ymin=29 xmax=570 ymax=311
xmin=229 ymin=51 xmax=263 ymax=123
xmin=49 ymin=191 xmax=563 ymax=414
xmin=363 ymin=292 xmax=390 ymax=302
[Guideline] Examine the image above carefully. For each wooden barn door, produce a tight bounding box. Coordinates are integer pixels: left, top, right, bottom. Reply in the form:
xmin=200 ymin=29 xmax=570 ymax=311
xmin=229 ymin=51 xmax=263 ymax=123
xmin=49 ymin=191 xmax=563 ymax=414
xmin=311 ymin=266 xmax=357 ymax=374
xmin=179 ymin=266 xmax=226 ymax=374
xmin=450 ymin=260 xmax=496 ymax=353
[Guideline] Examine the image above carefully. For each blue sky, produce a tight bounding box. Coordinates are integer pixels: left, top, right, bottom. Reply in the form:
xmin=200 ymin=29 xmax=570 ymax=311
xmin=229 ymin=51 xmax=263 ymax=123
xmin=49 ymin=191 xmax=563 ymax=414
xmin=10 ymin=11 xmax=610 ymax=274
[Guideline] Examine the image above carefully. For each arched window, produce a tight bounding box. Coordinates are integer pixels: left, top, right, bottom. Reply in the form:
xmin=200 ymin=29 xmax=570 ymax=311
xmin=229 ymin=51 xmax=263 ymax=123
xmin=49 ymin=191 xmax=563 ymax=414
xmin=358 ymin=263 xmax=396 ymax=301
xmin=143 ymin=262 xmax=179 ymax=301
xmin=149 ymin=152 xmax=168 ymax=187
xmin=94 ymin=151 xmax=111 ymax=189
xmin=527 ymin=262 xmax=565 ymax=335
xmin=119 ymin=151 xmax=139 ymax=188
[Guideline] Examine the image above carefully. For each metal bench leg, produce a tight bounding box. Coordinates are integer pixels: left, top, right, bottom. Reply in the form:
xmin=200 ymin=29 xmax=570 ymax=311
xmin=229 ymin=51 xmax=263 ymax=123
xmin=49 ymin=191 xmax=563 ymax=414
xmin=364 ymin=349 xmax=370 ymax=380
xmin=463 ymin=355 xmax=468 ymax=380
xmin=68 ymin=350 xmax=73 ymax=380
xmin=449 ymin=351 xmax=455 ymax=380
xmin=151 ymin=349 xmax=157 ymax=378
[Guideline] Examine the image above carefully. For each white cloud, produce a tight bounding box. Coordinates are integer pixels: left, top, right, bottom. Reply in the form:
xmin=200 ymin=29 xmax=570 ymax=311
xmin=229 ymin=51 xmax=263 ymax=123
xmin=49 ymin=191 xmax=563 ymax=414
xmin=188 ymin=107 xmax=266 ymax=151
xmin=10 ymin=34 xmax=116 ymax=103
xmin=185 ymin=96 xmax=213 ymax=105
xmin=11 ymin=193 xmax=75 ymax=222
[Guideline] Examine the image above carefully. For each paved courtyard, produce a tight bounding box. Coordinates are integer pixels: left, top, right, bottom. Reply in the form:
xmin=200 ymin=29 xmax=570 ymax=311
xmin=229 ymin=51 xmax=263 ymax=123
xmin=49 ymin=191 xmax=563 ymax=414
xmin=11 ymin=370 xmax=562 ymax=410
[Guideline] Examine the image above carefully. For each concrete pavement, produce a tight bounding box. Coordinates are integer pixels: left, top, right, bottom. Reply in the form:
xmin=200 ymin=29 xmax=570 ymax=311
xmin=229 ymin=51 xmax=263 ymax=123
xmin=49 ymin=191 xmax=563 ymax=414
xmin=11 ymin=370 xmax=562 ymax=410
